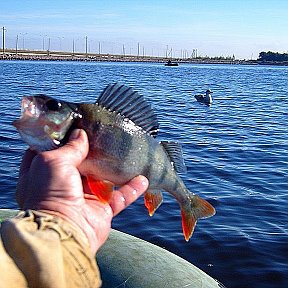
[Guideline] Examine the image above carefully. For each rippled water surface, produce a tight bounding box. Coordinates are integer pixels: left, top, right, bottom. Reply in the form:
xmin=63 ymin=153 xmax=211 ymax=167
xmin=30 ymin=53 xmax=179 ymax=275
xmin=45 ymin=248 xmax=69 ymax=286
xmin=0 ymin=60 xmax=287 ymax=288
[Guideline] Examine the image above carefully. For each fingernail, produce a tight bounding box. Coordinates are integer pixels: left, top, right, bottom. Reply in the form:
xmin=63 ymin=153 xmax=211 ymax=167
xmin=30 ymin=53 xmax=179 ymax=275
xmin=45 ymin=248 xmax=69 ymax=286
xmin=69 ymin=129 xmax=81 ymax=141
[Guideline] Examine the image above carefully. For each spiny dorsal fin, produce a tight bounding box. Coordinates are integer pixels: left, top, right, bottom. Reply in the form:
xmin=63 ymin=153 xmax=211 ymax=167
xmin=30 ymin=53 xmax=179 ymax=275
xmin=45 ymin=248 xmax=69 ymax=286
xmin=96 ymin=83 xmax=159 ymax=137
xmin=160 ymin=141 xmax=187 ymax=173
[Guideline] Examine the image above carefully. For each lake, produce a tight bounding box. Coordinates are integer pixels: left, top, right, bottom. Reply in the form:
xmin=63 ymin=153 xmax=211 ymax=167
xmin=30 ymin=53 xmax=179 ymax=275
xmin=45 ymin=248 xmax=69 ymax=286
xmin=0 ymin=60 xmax=287 ymax=288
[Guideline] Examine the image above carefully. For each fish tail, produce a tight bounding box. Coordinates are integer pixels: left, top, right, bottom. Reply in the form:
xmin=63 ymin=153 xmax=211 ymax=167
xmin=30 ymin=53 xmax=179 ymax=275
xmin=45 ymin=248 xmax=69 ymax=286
xmin=180 ymin=193 xmax=215 ymax=241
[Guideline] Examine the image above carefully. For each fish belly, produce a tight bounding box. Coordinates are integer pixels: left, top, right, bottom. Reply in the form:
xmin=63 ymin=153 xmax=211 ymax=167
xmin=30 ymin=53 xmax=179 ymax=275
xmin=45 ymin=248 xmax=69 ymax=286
xmin=79 ymin=122 xmax=176 ymax=190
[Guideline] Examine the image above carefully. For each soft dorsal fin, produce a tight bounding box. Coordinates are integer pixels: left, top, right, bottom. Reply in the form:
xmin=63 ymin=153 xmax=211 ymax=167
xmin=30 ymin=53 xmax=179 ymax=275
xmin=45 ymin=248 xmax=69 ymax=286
xmin=96 ymin=83 xmax=159 ymax=137
xmin=160 ymin=141 xmax=187 ymax=173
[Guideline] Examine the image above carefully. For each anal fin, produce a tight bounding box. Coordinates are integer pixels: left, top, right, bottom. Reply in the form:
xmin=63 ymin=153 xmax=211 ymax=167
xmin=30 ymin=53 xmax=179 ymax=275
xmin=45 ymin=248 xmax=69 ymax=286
xmin=144 ymin=190 xmax=163 ymax=216
xmin=87 ymin=176 xmax=114 ymax=203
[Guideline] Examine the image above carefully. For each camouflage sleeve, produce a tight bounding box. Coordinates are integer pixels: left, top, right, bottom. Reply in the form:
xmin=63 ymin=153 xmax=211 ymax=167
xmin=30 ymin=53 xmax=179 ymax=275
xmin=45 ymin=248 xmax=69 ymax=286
xmin=0 ymin=210 xmax=102 ymax=288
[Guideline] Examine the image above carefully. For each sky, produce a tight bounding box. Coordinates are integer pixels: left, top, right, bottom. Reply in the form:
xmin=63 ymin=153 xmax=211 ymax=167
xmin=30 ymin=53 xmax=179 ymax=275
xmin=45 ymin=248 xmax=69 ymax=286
xmin=1 ymin=0 xmax=288 ymax=59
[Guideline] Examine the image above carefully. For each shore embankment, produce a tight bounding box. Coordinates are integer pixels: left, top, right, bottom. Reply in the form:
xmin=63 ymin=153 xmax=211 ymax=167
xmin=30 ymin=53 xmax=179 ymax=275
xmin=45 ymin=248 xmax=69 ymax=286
xmin=1 ymin=48 xmax=254 ymax=65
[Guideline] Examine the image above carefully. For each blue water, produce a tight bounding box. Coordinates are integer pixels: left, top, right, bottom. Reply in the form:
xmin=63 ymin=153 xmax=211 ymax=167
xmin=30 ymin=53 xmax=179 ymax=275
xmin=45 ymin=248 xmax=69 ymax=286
xmin=0 ymin=60 xmax=287 ymax=288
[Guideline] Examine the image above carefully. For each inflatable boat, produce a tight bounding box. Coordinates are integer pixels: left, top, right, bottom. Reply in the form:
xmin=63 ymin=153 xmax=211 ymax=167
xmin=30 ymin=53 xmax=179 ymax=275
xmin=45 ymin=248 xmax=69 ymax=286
xmin=0 ymin=209 xmax=222 ymax=288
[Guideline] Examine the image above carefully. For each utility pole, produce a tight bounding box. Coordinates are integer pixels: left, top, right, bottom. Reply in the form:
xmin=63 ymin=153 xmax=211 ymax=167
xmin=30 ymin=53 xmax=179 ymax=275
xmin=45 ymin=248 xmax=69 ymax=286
xmin=122 ymin=44 xmax=125 ymax=56
xmin=2 ymin=26 xmax=6 ymax=56
xmin=16 ymin=35 xmax=18 ymax=55
xmin=72 ymin=39 xmax=75 ymax=56
xmin=85 ymin=36 xmax=88 ymax=57
xmin=47 ymin=38 xmax=51 ymax=56
xmin=166 ymin=46 xmax=172 ymax=58
xmin=137 ymin=42 xmax=140 ymax=58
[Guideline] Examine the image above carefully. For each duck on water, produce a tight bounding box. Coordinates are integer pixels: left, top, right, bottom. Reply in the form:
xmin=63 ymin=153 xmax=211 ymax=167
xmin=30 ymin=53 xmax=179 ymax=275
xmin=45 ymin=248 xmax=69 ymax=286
xmin=195 ymin=90 xmax=213 ymax=105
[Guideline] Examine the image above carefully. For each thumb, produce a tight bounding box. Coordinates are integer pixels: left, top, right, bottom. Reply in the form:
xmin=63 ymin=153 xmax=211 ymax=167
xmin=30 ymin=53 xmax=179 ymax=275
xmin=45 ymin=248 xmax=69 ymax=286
xmin=54 ymin=129 xmax=89 ymax=166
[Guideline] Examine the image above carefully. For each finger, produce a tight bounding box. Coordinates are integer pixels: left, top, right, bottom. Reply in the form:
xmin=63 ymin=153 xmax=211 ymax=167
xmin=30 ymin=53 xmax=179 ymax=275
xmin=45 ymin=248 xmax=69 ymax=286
xmin=43 ymin=129 xmax=89 ymax=167
xmin=109 ymin=175 xmax=149 ymax=216
xmin=19 ymin=149 xmax=37 ymax=177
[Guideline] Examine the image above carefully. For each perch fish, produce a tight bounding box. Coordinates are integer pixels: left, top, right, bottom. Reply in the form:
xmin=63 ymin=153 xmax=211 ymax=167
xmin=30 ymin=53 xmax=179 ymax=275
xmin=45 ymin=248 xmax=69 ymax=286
xmin=13 ymin=83 xmax=215 ymax=240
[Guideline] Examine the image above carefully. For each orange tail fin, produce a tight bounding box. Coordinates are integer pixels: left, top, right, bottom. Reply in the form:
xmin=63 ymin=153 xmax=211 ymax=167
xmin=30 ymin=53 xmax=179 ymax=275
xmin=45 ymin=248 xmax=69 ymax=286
xmin=87 ymin=176 xmax=114 ymax=203
xmin=144 ymin=190 xmax=163 ymax=216
xmin=181 ymin=194 xmax=215 ymax=241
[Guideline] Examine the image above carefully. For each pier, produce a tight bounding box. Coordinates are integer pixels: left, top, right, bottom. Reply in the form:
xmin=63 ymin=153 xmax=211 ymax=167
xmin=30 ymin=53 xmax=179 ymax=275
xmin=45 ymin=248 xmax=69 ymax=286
xmin=1 ymin=48 xmax=249 ymax=65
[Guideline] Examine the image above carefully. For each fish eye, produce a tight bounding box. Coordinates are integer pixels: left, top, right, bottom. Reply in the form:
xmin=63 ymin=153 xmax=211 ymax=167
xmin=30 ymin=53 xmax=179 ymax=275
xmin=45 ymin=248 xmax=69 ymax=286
xmin=46 ymin=99 xmax=62 ymax=111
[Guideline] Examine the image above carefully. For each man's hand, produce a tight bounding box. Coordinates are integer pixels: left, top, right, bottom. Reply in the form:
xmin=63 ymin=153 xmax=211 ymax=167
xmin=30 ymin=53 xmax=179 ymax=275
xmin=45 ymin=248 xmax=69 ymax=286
xmin=16 ymin=129 xmax=149 ymax=254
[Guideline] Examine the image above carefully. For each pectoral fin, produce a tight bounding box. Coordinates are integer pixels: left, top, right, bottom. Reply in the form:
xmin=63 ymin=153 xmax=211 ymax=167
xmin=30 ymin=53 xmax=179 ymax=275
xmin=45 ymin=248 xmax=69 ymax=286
xmin=144 ymin=190 xmax=163 ymax=216
xmin=87 ymin=176 xmax=114 ymax=203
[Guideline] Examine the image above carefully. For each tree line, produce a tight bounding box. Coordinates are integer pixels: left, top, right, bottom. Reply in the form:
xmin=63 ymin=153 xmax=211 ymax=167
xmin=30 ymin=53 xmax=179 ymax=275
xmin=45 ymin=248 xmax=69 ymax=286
xmin=258 ymin=51 xmax=288 ymax=62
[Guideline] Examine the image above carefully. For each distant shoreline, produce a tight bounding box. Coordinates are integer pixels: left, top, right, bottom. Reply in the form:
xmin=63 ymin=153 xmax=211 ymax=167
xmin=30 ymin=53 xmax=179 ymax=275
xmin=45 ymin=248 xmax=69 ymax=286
xmin=0 ymin=48 xmax=250 ymax=65
xmin=1 ymin=49 xmax=287 ymax=66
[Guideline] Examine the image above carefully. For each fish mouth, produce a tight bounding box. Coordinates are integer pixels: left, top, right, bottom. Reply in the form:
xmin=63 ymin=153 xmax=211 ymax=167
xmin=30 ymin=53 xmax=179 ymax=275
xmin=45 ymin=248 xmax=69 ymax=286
xmin=21 ymin=96 xmax=40 ymax=118
xmin=13 ymin=96 xmax=40 ymax=130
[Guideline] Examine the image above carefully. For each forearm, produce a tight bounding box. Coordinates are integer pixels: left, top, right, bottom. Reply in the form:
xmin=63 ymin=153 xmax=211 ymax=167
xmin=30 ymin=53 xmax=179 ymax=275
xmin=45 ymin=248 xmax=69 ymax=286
xmin=0 ymin=210 xmax=101 ymax=288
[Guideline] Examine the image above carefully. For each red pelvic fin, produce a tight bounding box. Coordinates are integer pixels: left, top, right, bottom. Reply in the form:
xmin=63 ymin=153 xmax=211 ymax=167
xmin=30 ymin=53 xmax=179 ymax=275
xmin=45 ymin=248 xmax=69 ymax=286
xmin=181 ymin=195 xmax=215 ymax=241
xmin=87 ymin=176 xmax=114 ymax=203
xmin=144 ymin=190 xmax=163 ymax=216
